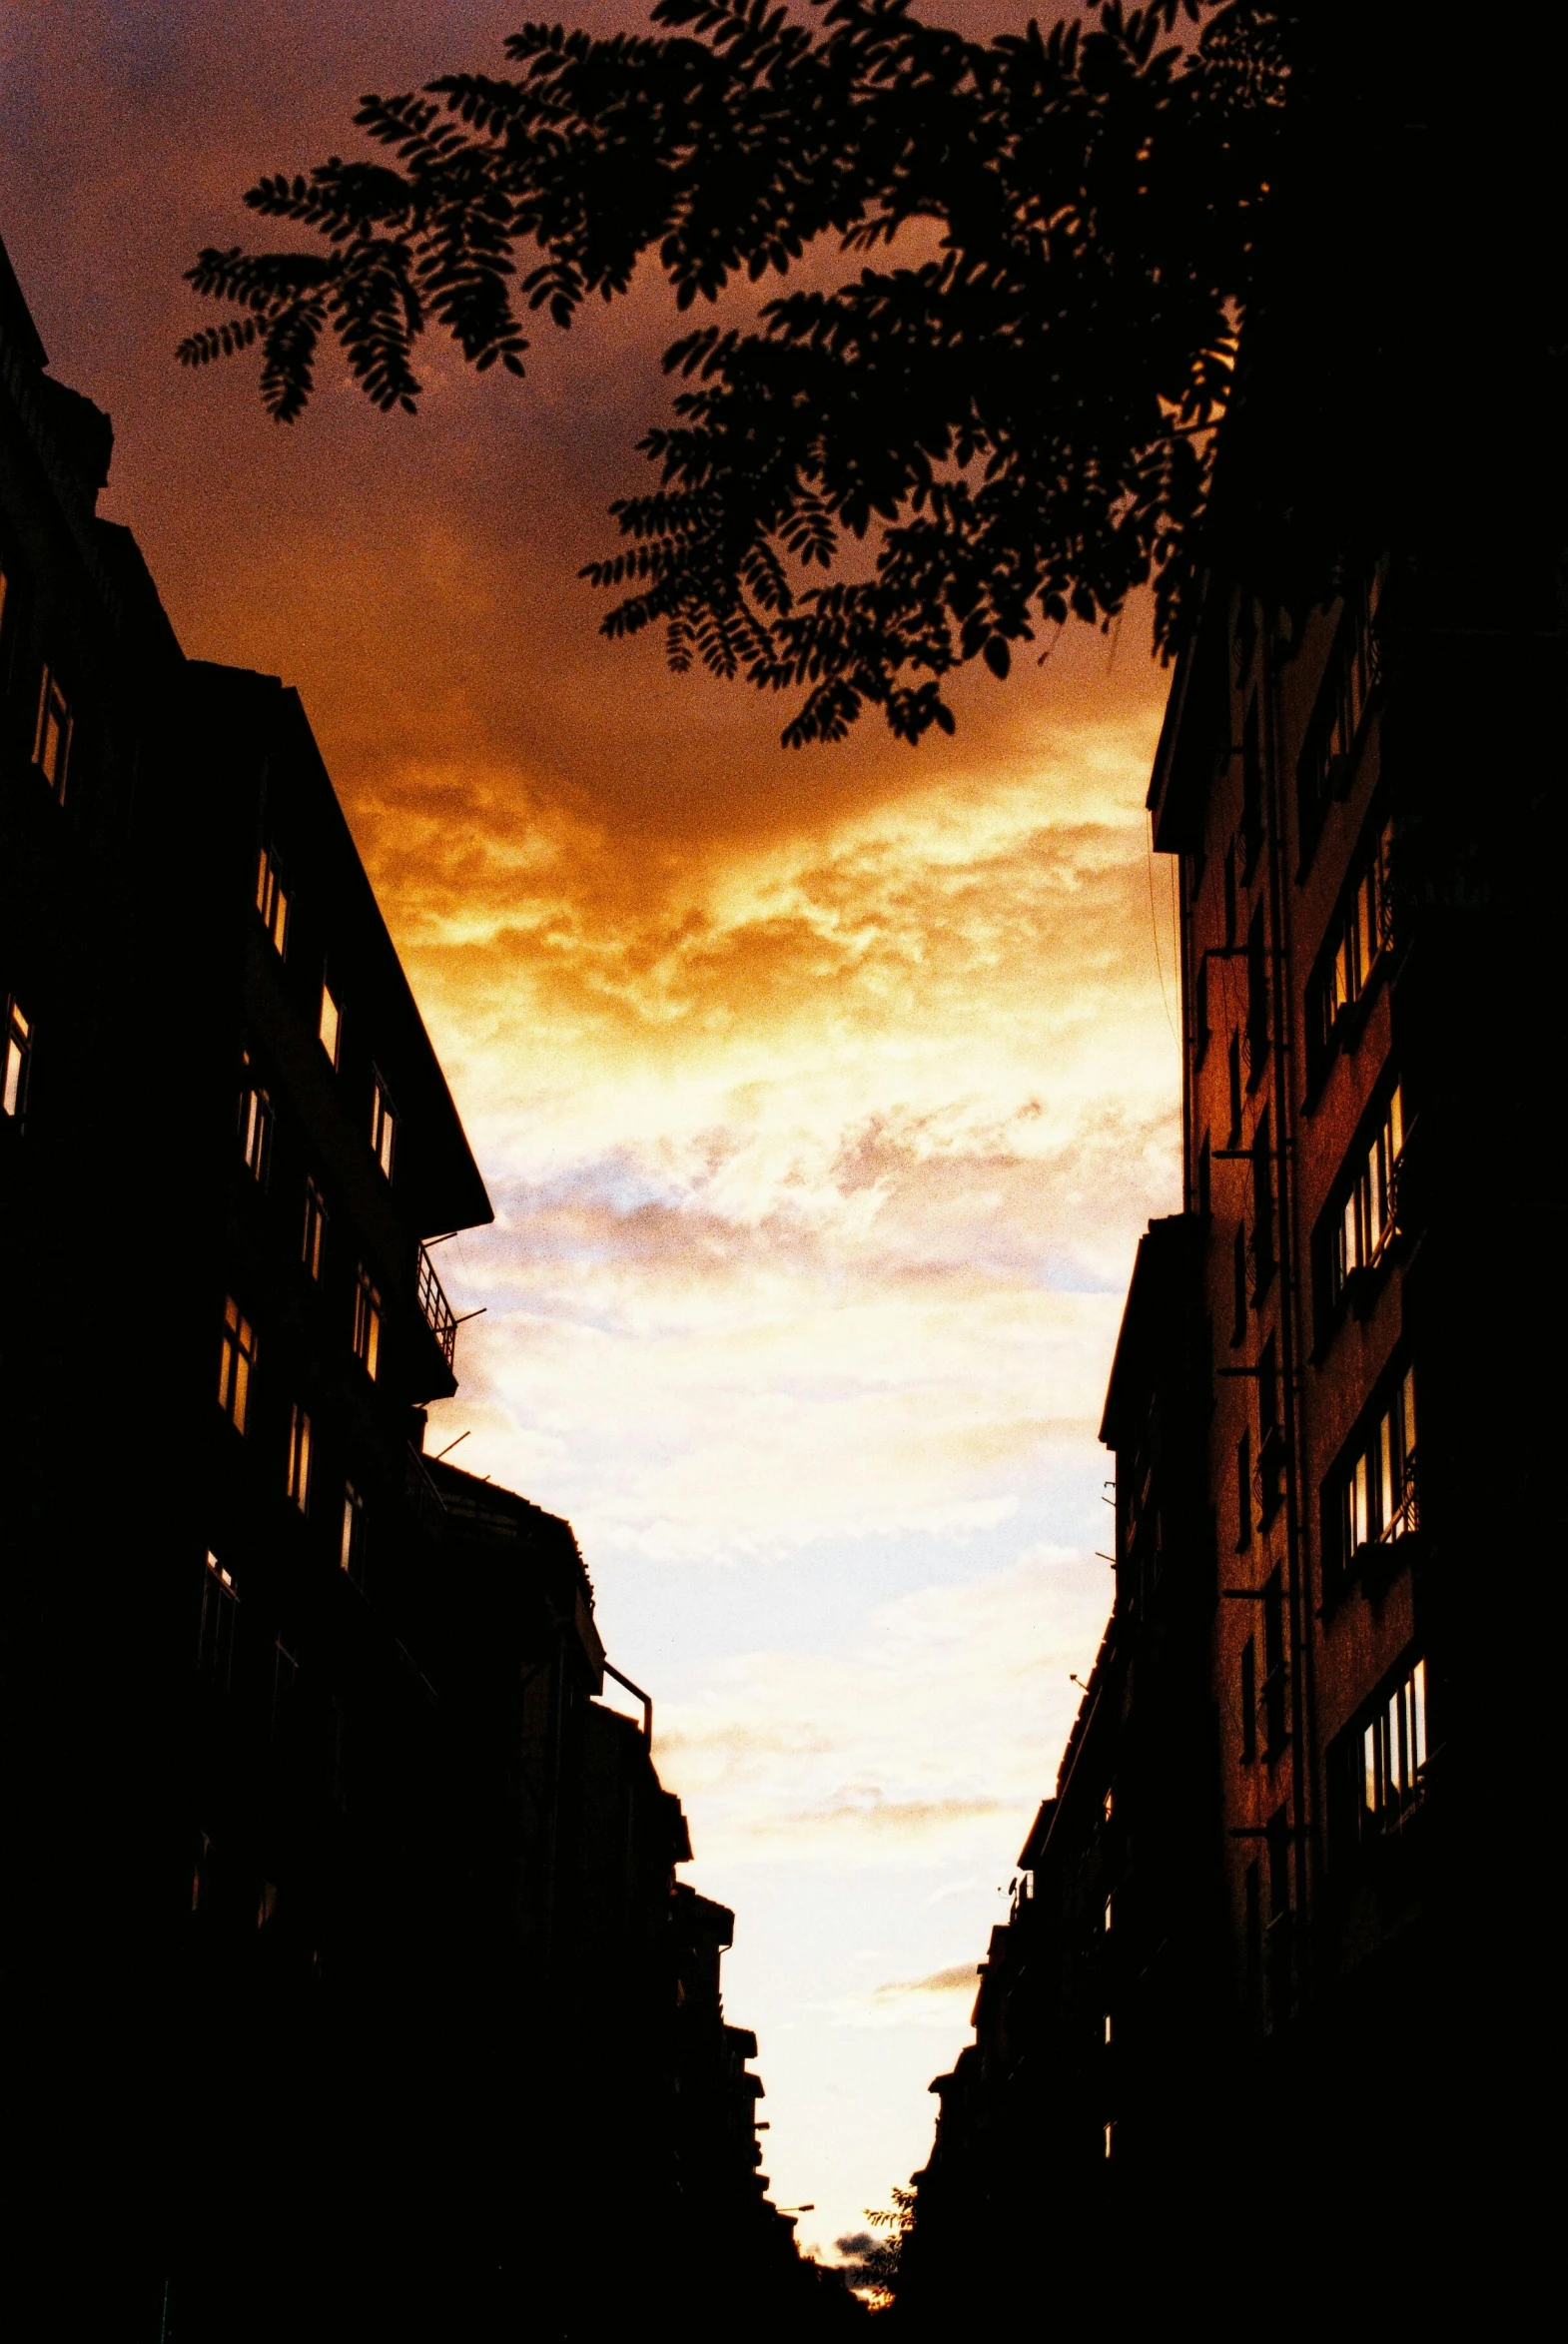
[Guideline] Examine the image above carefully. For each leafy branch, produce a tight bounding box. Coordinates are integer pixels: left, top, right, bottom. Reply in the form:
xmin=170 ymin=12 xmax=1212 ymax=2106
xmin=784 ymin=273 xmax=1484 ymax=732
xmin=176 ymin=4 xmax=1333 ymax=740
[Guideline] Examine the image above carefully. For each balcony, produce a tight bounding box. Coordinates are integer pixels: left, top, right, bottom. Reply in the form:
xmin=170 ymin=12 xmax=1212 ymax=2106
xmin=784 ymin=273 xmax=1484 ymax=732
xmin=1379 ymin=1449 xmax=1420 ymax=1546
xmin=416 ymin=1242 xmax=457 ymax=1368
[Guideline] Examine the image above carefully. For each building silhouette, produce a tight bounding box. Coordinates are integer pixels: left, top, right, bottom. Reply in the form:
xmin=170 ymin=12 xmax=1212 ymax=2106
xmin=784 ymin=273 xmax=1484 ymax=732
xmin=0 ymin=234 xmax=858 ymax=2337
xmin=894 ymin=530 xmax=1554 ymax=2308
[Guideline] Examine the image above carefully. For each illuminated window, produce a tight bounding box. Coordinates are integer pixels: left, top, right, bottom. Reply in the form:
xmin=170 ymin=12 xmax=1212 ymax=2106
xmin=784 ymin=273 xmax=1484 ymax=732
xmin=1360 ymin=1658 xmax=1428 ymax=1833
xmin=370 ymin=1071 xmax=395 ymax=1180
xmin=1104 ymin=2122 xmax=1115 ymax=2160
xmin=256 ymin=845 xmax=289 ymax=957
xmin=239 ymin=1059 xmax=273 ymax=1184
xmin=197 ymin=1551 xmax=239 ymax=1690
xmin=1104 ymin=2012 xmax=1114 ymax=2045
xmin=1314 ymin=821 xmax=1394 ymax=1064
xmin=302 ymin=1177 xmax=327 ymax=1280
xmin=352 ymin=1269 xmax=382 ymax=1380
xmin=320 ymin=980 xmax=342 ymax=1068
xmin=1102 ymin=1788 xmax=1114 ymax=1823
xmin=1330 ymin=1085 xmax=1405 ymax=1306
xmin=217 ymin=1296 xmax=257 ymax=1433
xmin=1104 ymin=1894 xmax=1114 ymax=1934
xmin=33 ymin=666 xmax=72 ymax=802
xmin=3 ymin=996 xmax=33 ymax=1122
xmin=285 ymin=1402 xmax=313 ymax=1513
xmin=340 ymin=1482 xmax=367 ymax=1585
xmin=1339 ymin=1366 xmax=1418 ymax=1565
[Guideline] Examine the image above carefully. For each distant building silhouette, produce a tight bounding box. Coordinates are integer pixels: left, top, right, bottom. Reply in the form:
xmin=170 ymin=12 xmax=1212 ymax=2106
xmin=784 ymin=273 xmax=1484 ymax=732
xmin=894 ymin=542 xmax=1554 ymax=2310
xmin=0 ymin=234 xmax=858 ymax=2338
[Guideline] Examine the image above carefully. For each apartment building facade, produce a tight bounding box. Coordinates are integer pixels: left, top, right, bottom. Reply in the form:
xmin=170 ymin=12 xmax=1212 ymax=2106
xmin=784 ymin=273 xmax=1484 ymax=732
xmin=1 ymin=233 xmax=850 ymax=2337
xmin=1148 ymin=548 xmax=1540 ymax=2169
xmin=893 ymin=546 xmax=1555 ymax=2309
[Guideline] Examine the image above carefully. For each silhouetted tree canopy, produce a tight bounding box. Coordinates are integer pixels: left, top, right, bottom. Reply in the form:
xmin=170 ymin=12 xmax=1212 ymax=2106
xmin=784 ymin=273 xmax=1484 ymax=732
xmin=182 ymin=0 xmax=1554 ymax=744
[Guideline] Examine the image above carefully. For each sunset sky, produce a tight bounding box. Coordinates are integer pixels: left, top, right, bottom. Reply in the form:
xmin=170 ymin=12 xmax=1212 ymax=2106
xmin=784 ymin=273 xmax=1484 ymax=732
xmin=1 ymin=0 xmax=1180 ymax=2258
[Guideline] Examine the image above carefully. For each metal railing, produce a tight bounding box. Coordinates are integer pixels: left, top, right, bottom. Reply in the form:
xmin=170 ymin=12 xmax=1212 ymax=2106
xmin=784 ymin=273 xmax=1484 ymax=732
xmin=416 ymin=1242 xmax=457 ymax=1368
xmin=1379 ymin=1449 xmax=1420 ymax=1544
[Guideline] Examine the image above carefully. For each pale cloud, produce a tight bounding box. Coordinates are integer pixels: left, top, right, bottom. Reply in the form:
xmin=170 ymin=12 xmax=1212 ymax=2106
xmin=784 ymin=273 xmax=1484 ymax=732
xmin=876 ymin=1963 xmax=984 ymax=1999
xmin=399 ymin=695 xmax=1176 ymax=2250
xmin=644 ymin=1546 xmax=1109 ymax=1865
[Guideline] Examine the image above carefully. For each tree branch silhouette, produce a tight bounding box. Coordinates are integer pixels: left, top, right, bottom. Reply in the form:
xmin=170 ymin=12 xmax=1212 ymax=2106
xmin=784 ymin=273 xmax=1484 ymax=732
xmin=179 ymin=1 xmax=1554 ymax=743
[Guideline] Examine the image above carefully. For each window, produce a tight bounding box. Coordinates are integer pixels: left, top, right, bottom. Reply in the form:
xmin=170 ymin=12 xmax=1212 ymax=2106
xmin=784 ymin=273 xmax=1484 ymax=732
xmin=1297 ymin=573 xmax=1380 ymax=847
xmin=3 ymin=996 xmax=33 ymax=1122
xmin=370 ymin=1071 xmax=395 ymax=1180
xmin=197 ymin=1552 xmax=239 ymax=1690
xmin=1226 ymin=1031 xmax=1242 ymax=1148
xmin=352 ymin=1269 xmax=382 ymax=1380
xmin=1102 ymin=1788 xmax=1114 ymax=1823
xmin=1359 ymin=1658 xmax=1429 ymax=1833
xmin=239 ymin=1059 xmax=274 ymax=1185
xmin=1235 ymin=1430 xmax=1251 ymax=1551
xmin=1242 ymin=903 xmax=1268 ymax=1083
xmin=302 ymin=1177 xmax=327 ymax=1280
xmin=1104 ymin=2012 xmax=1114 ymax=2046
xmin=1222 ymin=837 xmax=1237 ymax=949
xmin=1231 ymin=1224 xmax=1247 ymax=1345
xmin=1255 ymin=1333 xmax=1283 ymax=1522
xmin=1239 ymin=1637 xmax=1256 ymax=1765
xmin=1104 ymin=1894 xmax=1114 ymax=1935
xmin=1312 ymin=819 xmax=1394 ymax=1067
xmin=1261 ymin=1569 xmax=1287 ymax=1757
xmin=319 ymin=980 xmax=342 ymax=1068
xmin=1339 ymin=1365 xmax=1419 ymax=1565
xmin=1250 ymin=1110 xmax=1274 ymax=1298
xmin=340 ymin=1482 xmax=367 ymax=1585
xmin=256 ymin=845 xmax=289 ymax=957
xmin=1264 ymin=1805 xmax=1292 ymax=2000
xmin=285 ymin=1402 xmax=313 ymax=1513
xmin=191 ymin=1829 xmax=213 ymax=1917
xmin=1329 ymin=1084 xmax=1406 ymax=1308
xmin=34 ymin=666 xmax=72 ymax=802
xmin=1104 ymin=2122 xmax=1115 ymax=2160
xmin=217 ymin=1297 xmax=257 ymax=1433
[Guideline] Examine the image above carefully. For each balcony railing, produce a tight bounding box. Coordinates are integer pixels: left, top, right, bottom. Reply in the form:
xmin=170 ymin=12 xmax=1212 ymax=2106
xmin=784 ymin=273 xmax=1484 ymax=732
xmin=416 ymin=1242 xmax=457 ymax=1368
xmin=1379 ymin=1448 xmax=1420 ymax=1545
